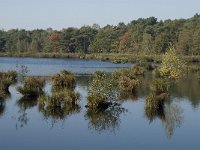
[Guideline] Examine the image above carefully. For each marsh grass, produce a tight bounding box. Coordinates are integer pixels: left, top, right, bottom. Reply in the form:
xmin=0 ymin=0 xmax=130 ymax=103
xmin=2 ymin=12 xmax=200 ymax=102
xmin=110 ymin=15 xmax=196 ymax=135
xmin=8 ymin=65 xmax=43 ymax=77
xmin=51 ymin=70 xmax=76 ymax=89
xmin=0 ymin=71 xmax=17 ymax=99
xmin=17 ymin=76 xmax=45 ymax=97
xmin=150 ymin=78 xmax=170 ymax=95
xmin=119 ymin=76 xmax=140 ymax=93
xmin=38 ymin=89 xmax=80 ymax=108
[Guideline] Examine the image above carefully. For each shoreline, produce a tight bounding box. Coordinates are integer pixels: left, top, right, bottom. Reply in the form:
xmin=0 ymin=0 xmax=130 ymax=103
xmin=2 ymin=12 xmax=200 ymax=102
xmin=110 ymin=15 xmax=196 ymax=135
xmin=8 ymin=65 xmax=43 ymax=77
xmin=0 ymin=52 xmax=200 ymax=64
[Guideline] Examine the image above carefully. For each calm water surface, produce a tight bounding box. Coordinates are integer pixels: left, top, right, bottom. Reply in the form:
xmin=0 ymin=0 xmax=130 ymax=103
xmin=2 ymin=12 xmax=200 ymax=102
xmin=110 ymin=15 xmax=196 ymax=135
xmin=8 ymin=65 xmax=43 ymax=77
xmin=0 ymin=57 xmax=132 ymax=75
xmin=0 ymin=57 xmax=200 ymax=150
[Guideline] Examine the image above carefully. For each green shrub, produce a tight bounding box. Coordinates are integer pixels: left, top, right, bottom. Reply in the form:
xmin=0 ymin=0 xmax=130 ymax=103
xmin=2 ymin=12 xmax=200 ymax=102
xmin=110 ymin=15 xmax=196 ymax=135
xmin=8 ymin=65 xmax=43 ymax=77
xmin=159 ymin=44 xmax=185 ymax=78
xmin=86 ymin=71 xmax=119 ymax=110
xmin=87 ymin=93 xmax=109 ymax=110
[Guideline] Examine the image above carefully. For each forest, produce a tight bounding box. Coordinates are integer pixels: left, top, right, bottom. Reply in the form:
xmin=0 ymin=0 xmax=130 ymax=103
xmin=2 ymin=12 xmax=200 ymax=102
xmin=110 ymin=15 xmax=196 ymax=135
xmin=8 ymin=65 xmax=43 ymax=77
xmin=0 ymin=14 xmax=200 ymax=56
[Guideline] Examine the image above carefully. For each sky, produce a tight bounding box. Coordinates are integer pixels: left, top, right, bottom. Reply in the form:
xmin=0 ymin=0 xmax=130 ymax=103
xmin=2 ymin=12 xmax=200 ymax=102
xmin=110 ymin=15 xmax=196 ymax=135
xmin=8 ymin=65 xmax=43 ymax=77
xmin=0 ymin=0 xmax=200 ymax=30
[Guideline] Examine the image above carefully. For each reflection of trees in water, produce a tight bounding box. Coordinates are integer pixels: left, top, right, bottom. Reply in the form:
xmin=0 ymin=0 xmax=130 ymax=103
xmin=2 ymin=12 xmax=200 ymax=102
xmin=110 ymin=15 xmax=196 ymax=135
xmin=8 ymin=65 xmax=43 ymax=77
xmin=85 ymin=104 xmax=127 ymax=133
xmin=0 ymin=100 xmax=6 ymax=117
xmin=38 ymin=102 xmax=80 ymax=126
xmin=16 ymin=97 xmax=37 ymax=128
xmin=172 ymin=75 xmax=200 ymax=108
xmin=145 ymin=96 xmax=183 ymax=138
xmin=119 ymin=91 xmax=138 ymax=102
xmin=76 ymin=75 xmax=91 ymax=87
xmin=162 ymin=103 xmax=183 ymax=138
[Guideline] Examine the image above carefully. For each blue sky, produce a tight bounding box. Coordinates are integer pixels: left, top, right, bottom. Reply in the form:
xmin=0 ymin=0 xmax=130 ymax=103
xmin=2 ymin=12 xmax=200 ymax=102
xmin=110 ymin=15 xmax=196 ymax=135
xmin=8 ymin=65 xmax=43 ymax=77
xmin=0 ymin=0 xmax=200 ymax=30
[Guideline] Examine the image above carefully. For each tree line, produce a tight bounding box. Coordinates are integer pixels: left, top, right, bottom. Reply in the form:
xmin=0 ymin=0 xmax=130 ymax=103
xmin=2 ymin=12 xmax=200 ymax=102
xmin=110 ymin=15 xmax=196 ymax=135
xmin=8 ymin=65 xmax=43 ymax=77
xmin=0 ymin=14 xmax=200 ymax=55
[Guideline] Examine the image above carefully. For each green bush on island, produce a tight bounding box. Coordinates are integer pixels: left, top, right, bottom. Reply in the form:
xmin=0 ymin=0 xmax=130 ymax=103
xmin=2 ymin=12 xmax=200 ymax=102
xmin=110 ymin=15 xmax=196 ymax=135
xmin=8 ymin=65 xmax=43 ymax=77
xmin=86 ymin=71 xmax=119 ymax=110
xmin=159 ymin=44 xmax=185 ymax=79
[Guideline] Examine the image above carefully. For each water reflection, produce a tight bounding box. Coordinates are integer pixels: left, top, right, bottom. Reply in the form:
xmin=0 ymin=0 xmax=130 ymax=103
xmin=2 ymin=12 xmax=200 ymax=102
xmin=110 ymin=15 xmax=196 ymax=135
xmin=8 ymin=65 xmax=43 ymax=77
xmin=143 ymin=74 xmax=185 ymax=138
xmin=172 ymin=74 xmax=200 ymax=108
xmin=119 ymin=92 xmax=138 ymax=101
xmin=0 ymin=99 xmax=6 ymax=117
xmin=85 ymin=104 xmax=127 ymax=133
xmin=17 ymin=96 xmax=37 ymax=110
xmin=38 ymin=98 xmax=81 ymax=125
xmin=162 ymin=103 xmax=183 ymax=138
xmin=16 ymin=97 xmax=37 ymax=128
xmin=145 ymin=93 xmax=166 ymax=123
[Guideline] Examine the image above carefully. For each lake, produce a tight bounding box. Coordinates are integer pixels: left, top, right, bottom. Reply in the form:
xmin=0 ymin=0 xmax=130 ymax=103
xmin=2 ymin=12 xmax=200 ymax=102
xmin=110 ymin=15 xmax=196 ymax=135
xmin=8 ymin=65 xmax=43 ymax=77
xmin=0 ymin=57 xmax=200 ymax=150
xmin=0 ymin=57 xmax=132 ymax=76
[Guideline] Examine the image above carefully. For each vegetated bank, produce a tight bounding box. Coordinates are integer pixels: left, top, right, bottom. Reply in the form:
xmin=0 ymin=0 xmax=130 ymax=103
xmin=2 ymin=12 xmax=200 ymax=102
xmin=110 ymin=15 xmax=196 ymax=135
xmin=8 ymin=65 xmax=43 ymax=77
xmin=0 ymin=14 xmax=200 ymax=63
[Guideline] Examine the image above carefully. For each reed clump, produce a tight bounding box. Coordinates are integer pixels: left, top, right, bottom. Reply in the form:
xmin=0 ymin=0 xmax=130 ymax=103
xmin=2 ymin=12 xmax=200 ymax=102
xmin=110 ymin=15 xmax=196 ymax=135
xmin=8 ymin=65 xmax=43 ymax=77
xmin=17 ymin=76 xmax=45 ymax=97
xmin=38 ymin=89 xmax=80 ymax=107
xmin=38 ymin=89 xmax=80 ymax=119
xmin=0 ymin=71 xmax=17 ymax=99
xmin=150 ymin=78 xmax=170 ymax=95
xmin=51 ymin=70 xmax=76 ymax=89
xmin=119 ymin=76 xmax=140 ymax=93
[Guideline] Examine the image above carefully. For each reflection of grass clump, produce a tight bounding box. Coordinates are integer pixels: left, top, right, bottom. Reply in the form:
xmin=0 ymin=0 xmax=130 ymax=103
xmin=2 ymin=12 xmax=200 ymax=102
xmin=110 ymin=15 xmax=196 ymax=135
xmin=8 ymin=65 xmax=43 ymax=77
xmin=85 ymin=104 xmax=126 ymax=133
xmin=38 ymin=89 xmax=80 ymax=120
xmin=17 ymin=77 xmax=45 ymax=97
xmin=145 ymin=93 xmax=168 ymax=122
xmin=17 ymin=97 xmax=37 ymax=110
xmin=51 ymin=70 xmax=76 ymax=89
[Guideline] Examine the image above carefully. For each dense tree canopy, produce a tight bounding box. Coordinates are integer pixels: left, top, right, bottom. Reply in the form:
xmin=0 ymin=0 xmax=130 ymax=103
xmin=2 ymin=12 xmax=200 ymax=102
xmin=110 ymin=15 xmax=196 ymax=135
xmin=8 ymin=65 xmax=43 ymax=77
xmin=0 ymin=14 xmax=200 ymax=55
